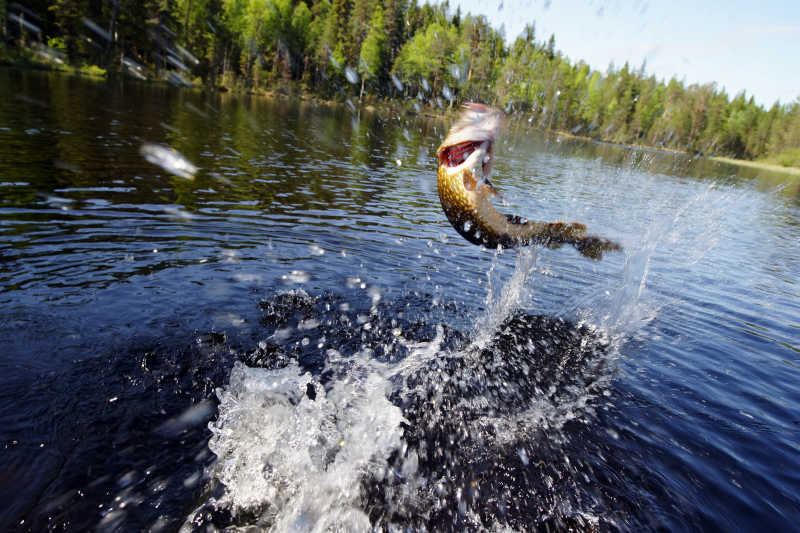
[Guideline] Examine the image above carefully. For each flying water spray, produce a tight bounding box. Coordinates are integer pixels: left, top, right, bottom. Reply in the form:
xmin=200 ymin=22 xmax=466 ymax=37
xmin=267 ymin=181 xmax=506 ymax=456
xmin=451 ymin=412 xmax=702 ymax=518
xmin=139 ymin=143 xmax=198 ymax=179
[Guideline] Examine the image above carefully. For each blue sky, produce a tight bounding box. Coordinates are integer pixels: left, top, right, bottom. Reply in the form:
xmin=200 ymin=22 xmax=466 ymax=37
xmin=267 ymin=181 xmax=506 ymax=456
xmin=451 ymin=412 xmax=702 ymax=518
xmin=451 ymin=0 xmax=800 ymax=108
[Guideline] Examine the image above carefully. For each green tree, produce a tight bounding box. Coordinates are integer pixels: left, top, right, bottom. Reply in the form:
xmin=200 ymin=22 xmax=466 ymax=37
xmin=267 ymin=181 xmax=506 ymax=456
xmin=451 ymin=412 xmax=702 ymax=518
xmin=49 ymin=0 xmax=90 ymax=59
xmin=357 ymin=3 xmax=385 ymax=99
xmin=630 ymin=79 xmax=664 ymax=140
xmin=382 ymin=0 xmax=404 ymax=73
xmin=392 ymin=21 xmax=459 ymax=95
xmin=316 ymin=0 xmax=349 ymax=87
xmin=11 ymin=0 xmax=800 ymax=165
xmin=348 ymin=0 xmax=374 ymax=63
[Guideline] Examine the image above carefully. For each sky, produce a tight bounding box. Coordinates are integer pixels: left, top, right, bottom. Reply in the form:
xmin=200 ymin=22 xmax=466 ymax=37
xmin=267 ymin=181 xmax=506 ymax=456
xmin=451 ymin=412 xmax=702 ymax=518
xmin=451 ymin=0 xmax=800 ymax=108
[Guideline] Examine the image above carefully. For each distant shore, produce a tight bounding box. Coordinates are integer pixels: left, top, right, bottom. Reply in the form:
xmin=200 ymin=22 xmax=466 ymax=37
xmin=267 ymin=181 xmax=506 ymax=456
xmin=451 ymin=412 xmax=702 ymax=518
xmin=710 ymin=156 xmax=800 ymax=176
xmin=553 ymin=129 xmax=800 ymax=176
xmin=3 ymin=56 xmax=799 ymax=176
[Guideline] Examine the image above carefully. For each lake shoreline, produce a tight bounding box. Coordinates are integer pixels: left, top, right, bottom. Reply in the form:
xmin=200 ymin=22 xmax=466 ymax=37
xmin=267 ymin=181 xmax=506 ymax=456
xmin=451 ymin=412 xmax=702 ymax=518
xmin=2 ymin=59 xmax=799 ymax=175
xmin=709 ymin=156 xmax=800 ymax=176
xmin=552 ymin=129 xmax=800 ymax=176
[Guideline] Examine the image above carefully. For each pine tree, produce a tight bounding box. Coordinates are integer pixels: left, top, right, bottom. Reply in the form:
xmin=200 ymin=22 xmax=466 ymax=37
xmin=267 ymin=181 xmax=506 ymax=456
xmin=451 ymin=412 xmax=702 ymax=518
xmin=357 ymin=2 xmax=385 ymax=99
xmin=49 ymin=0 xmax=90 ymax=59
xmin=348 ymin=0 xmax=373 ymax=63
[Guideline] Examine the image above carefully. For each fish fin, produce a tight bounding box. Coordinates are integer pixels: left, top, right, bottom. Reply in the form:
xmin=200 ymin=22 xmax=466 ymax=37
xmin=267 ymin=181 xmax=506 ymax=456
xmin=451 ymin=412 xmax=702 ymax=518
xmin=481 ymin=178 xmax=503 ymax=199
xmin=462 ymin=171 xmax=478 ymax=191
xmin=546 ymin=222 xmax=587 ymax=239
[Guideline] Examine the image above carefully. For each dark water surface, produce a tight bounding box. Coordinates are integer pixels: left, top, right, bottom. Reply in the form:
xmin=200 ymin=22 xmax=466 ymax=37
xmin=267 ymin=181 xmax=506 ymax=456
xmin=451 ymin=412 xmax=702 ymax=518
xmin=1 ymin=68 xmax=799 ymax=532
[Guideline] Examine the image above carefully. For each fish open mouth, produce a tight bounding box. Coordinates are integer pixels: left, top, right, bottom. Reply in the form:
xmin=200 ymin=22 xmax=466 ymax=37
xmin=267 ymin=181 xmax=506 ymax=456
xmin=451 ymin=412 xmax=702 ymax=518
xmin=438 ymin=140 xmax=493 ymax=174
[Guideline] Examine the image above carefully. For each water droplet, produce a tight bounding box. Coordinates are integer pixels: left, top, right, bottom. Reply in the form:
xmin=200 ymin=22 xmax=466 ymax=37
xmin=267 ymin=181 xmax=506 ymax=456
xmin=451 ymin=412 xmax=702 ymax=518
xmin=155 ymin=399 xmax=214 ymax=437
xmin=82 ymin=17 xmax=111 ymax=41
xmin=367 ymin=286 xmax=381 ymax=304
xmin=282 ymin=270 xmax=310 ymax=283
xmin=272 ymin=327 xmax=292 ymax=341
xmin=166 ymin=54 xmax=189 ymax=72
xmin=221 ymin=249 xmax=240 ymax=263
xmin=233 ymin=273 xmax=262 ymax=283
xmin=139 ymin=143 xmax=198 ymax=179
xmin=448 ymin=64 xmax=461 ymax=80
xmin=298 ymin=318 xmax=319 ymax=331
xmin=175 ymin=43 xmax=199 ymax=65
xmin=166 ymin=71 xmax=192 ymax=88
xmin=345 ymin=67 xmax=358 ymax=84
xmin=183 ymin=471 xmax=201 ymax=488
xmin=391 ymin=74 xmax=404 ymax=91
xmin=517 ymin=448 xmax=529 ymax=465
xmin=118 ymin=471 xmax=137 ymax=488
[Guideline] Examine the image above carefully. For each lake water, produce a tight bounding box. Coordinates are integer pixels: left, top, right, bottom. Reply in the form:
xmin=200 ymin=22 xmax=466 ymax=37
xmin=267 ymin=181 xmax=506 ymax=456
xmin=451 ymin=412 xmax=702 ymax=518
xmin=1 ymin=68 xmax=798 ymax=532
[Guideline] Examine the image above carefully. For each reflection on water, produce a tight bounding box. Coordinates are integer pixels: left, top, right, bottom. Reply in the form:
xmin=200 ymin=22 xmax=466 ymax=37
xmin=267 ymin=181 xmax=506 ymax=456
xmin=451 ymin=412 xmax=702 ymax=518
xmin=0 ymin=68 xmax=799 ymax=532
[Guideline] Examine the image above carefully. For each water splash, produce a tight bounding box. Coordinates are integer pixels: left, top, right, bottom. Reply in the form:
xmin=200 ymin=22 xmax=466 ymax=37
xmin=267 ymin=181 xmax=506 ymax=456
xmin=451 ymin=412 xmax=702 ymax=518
xmin=203 ymin=362 xmax=403 ymax=531
xmin=190 ymin=281 xmax=616 ymax=530
xmin=564 ymin=179 xmax=752 ymax=342
xmin=471 ymin=246 xmax=538 ymax=349
xmin=344 ymin=67 xmax=359 ymax=85
xmin=190 ymin=171 xmax=759 ymax=529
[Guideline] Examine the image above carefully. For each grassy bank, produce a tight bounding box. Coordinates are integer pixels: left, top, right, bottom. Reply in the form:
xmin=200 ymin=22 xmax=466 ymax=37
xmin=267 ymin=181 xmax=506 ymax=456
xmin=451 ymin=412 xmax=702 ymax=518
xmin=556 ymin=126 xmax=800 ymax=176
xmin=711 ymin=156 xmax=800 ymax=176
xmin=0 ymin=45 xmax=106 ymax=78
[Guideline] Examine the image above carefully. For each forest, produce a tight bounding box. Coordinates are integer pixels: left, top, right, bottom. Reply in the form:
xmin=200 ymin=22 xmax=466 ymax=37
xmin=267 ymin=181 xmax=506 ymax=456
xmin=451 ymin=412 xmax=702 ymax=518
xmin=2 ymin=0 xmax=799 ymax=166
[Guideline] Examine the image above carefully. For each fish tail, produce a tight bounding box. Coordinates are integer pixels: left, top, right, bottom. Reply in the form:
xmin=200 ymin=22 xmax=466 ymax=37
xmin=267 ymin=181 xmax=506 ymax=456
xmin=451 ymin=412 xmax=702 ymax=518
xmin=569 ymin=234 xmax=622 ymax=260
xmin=507 ymin=218 xmax=621 ymax=259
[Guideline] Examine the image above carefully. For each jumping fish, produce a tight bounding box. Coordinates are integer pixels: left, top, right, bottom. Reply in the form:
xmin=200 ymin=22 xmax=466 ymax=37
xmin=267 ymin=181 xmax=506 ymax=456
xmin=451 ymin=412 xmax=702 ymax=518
xmin=436 ymin=103 xmax=621 ymax=259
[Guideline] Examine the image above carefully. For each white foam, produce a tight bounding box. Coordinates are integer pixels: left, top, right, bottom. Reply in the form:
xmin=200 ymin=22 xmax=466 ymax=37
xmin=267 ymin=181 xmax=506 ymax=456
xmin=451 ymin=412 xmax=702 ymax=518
xmin=203 ymin=361 xmax=404 ymax=531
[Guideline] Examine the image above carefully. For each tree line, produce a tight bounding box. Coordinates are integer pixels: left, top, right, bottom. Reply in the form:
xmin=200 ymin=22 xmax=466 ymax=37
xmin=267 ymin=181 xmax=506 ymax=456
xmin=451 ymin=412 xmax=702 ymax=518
xmin=3 ymin=0 xmax=799 ymax=165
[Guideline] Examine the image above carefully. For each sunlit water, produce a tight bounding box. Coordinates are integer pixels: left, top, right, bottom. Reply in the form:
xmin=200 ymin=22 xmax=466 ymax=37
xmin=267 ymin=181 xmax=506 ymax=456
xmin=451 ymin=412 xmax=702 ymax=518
xmin=1 ymin=69 xmax=799 ymax=532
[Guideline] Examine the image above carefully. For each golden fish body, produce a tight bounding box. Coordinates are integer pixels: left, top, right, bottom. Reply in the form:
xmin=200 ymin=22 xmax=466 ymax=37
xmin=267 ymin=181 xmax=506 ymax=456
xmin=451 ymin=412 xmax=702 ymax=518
xmin=436 ymin=103 xmax=621 ymax=259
